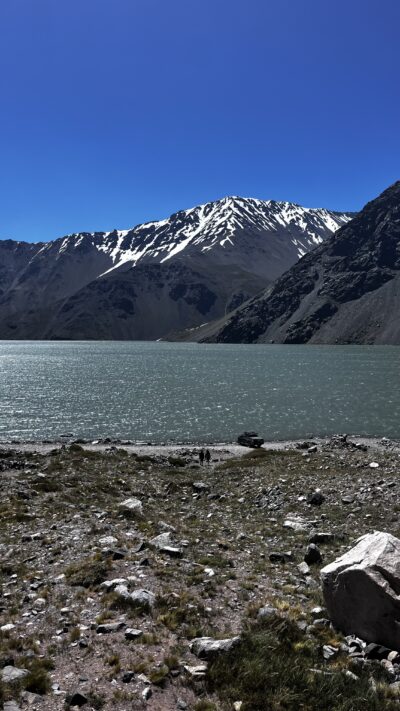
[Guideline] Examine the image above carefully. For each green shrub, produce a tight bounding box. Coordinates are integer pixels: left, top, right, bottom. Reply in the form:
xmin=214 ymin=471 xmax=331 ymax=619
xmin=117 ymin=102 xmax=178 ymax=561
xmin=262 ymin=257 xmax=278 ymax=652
xmin=206 ymin=616 xmax=398 ymax=711
xmin=65 ymin=555 xmax=111 ymax=588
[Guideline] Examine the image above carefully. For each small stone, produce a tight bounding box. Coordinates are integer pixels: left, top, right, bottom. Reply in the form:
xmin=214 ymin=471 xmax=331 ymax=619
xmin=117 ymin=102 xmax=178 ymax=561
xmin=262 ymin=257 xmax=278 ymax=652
xmin=122 ymin=671 xmax=135 ymax=683
xmin=125 ymin=628 xmax=143 ymax=640
xmin=323 ymin=644 xmax=339 ymax=660
xmin=183 ymin=664 xmax=208 ymax=679
xmin=142 ymin=687 xmax=152 ymax=701
xmin=297 ymin=561 xmax=310 ymax=576
xmin=98 ymin=535 xmax=118 ymax=546
xmin=283 ymin=517 xmax=309 ymax=532
xmin=192 ymin=482 xmax=210 ymax=492
xmin=369 ymin=462 xmax=380 ymax=469
xmin=304 ymin=544 xmax=322 ymax=565
xmin=150 ymin=532 xmax=172 ymax=549
xmin=96 ymin=622 xmax=125 ymax=634
xmin=204 ymin=567 xmax=215 ymax=577
xmin=100 ymin=578 xmax=128 ymax=591
xmin=312 ymin=618 xmax=331 ymax=628
xmin=118 ymin=497 xmax=143 ymax=517
xmin=160 ymin=546 xmax=183 ymax=558
xmin=257 ymin=605 xmax=278 ymax=620
xmin=68 ymin=691 xmax=88 ymax=707
xmin=1 ymin=623 xmax=16 ymax=632
xmin=269 ymin=551 xmax=293 ymax=563
xmin=307 ymin=490 xmax=325 ymax=506
xmin=190 ymin=636 xmax=240 ymax=659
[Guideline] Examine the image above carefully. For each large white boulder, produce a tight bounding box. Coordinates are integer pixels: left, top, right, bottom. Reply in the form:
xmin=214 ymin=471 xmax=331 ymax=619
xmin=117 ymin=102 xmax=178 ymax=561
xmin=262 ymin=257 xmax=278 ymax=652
xmin=321 ymin=531 xmax=400 ymax=650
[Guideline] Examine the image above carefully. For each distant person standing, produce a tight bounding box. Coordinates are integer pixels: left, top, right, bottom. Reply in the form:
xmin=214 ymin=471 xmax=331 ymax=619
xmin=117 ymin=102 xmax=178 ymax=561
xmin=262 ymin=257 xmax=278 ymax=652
xmin=205 ymin=449 xmax=211 ymax=465
xmin=199 ymin=449 xmax=205 ymax=465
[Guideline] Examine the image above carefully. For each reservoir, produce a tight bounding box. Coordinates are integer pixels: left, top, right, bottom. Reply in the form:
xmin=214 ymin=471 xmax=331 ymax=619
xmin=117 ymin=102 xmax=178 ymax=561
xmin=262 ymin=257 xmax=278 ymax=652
xmin=0 ymin=341 xmax=399 ymax=442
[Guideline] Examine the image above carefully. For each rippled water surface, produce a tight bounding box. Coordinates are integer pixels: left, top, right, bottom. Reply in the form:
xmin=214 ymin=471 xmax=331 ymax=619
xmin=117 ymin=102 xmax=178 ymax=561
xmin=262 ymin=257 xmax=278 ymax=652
xmin=0 ymin=341 xmax=399 ymax=442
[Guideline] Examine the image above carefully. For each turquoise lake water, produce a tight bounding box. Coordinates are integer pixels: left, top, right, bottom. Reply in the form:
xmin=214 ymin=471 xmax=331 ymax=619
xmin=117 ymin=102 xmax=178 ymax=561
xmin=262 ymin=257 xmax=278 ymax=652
xmin=0 ymin=341 xmax=399 ymax=442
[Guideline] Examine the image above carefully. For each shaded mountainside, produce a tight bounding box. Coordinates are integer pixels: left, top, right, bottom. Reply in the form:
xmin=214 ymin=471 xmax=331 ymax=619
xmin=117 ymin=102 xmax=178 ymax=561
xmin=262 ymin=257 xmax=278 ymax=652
xmin=193 ymin=182 xmax=400 ymax=345
xmin=0 ymin=197 xmax=352 ymax=339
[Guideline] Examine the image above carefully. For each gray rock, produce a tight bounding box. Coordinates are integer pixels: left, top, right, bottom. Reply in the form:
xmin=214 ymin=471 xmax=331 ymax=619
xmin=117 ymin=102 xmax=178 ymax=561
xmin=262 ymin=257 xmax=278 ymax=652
xmin=183 ymin=664 xmax=208 ymax=679
xmin=192 ymin=482 xmax=210 ymax=492
xmin=114 ymin=583 xmax=131 ymax=600
xmin=321 ymin=531 xmax=400 ymax=650
xmin=100 ymin=577 xmax=128 ymax=591
xmin=191 ymin=636 xmax=240 ymax=659
xmin=96 ymin=622 xmax=125 ymax=634
xmin=323 ymin=644 xmax=339 ymax=660
xmin=312 ymin=618 xmax=331 ymax=628
xmin=130 ymin=589 xmax=155 ymax=609
xmin=3 ymin=702 xmax=22 ymax=711
xmin=283 ymin=516 xmax=310 ymax=532
xmin=297 ymin=561 xmax=310 ymax=576
xmin=150 ymin=532 xmax=172 ymax=549
xmin=1 ymin=665 xmax=29 ymax=683
xmin=125 ymin=627 xmax=143 ymax=640
xmin=257 ymin=605 xmax=278 ymax=619
xmin=118 ymin=497 xmax=143 ymax=517
xmin=98 ymin=535 xmax=118 ymax=546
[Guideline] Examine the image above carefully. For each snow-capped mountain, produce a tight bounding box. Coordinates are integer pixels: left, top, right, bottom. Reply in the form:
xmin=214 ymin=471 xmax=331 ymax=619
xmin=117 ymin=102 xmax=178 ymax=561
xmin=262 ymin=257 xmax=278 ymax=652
xmin=38 ymin=196 xmax=352 ymax=276
xmin=0 ymin=196 xmax=353 ymax=340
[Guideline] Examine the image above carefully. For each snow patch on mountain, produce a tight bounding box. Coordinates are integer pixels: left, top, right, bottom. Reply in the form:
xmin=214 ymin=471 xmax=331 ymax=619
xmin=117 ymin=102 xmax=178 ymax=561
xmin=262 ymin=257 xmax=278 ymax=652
xmin=27 ymin=196 xmax=353 ymax=278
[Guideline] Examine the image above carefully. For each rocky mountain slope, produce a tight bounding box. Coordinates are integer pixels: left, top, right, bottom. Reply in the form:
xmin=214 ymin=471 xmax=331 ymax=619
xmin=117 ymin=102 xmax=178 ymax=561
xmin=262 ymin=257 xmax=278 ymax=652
xmin=193 ymin=182 xmax=400 ymax=345
xmin=0 ymin=198 xmax=352 ymax=340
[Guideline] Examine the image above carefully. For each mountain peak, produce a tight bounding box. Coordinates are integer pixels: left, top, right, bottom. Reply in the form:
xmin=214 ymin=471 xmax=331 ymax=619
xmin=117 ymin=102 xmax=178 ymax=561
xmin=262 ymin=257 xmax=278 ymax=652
xmin=198 ymin=181 xmax=400 ymax=345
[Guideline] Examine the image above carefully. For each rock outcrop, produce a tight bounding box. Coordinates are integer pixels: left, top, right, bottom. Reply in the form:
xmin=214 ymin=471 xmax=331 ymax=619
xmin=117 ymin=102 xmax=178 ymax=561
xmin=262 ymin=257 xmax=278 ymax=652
xmin=194 ymin=181 xmax=400 ymax=344
xmin=321 ymin=531 xmax=400 ymax=650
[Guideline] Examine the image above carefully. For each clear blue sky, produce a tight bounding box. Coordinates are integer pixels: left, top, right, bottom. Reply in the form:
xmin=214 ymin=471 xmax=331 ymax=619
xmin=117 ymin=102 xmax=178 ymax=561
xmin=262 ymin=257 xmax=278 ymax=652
xmin=1 ymin=0 xmax=399 ymax=243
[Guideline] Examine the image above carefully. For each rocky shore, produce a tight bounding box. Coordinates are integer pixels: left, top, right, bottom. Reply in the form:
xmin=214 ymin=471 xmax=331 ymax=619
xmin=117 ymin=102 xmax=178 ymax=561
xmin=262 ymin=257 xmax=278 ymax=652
xmin=1 ymin=435 xmax=400 ymax=710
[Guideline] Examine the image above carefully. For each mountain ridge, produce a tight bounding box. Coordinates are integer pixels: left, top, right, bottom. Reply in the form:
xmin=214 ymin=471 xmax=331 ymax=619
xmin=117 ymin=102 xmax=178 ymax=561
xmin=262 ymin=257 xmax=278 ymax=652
xmin=191 ymin=181 xmax=400 ymax=345
xmin=0 ymin=196 xmax=353 ymax=340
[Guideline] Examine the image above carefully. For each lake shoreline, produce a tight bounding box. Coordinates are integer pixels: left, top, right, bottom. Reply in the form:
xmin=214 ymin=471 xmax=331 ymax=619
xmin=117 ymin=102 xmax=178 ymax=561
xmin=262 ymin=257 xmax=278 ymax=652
xmin=2 ymin=434 xmax=400 ymax=457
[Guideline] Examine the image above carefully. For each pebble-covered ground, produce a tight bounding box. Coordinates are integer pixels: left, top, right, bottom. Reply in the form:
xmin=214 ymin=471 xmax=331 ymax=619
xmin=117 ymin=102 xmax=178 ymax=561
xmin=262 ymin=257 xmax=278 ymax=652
xmin=1 ymin=436 xmax=400 ymax=710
